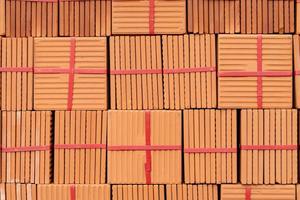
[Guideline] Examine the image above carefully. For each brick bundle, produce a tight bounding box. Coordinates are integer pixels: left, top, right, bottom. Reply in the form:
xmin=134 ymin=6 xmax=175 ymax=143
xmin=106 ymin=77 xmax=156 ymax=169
xmin=1 ymin=111 xmax=52 ymax=183
xmin=108 ymin=110 xmax=181 ymax=184
xmin=1 ymin=38 xmax=33 ymax=111
xmin=5 ymin=0 xmax=58 ymax=37
xmin=110 ymin=36 xmax=163 ymax=110
xmin=162 ymin=34 xmax=216 ymax=109
xmin=59 ymin=0 xmax=111 ymax=37
xmin=218 ymin=34 xmax=293 ymax=108
xmin=54 ymin=111 xmax=107 ymax=184
xmin=184 ymin=109 xmax=237 ymax=184
xmin=240 ymin=109 xmax=297 ymax=184
xmin=34 ymin=37 xmax=107 ymax=110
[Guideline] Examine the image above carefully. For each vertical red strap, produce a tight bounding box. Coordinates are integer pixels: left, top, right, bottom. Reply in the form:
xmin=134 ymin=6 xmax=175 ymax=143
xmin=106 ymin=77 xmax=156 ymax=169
xmin=257 ymin=34 xmax=263 ymax=108
xmin=67 ymin=38 xmax=76 ymax=111
xmin=245 ymin=187 xmax=251 ymax=200
xmin=70 ymin=185 xmax=76 ymax=200
xmin=149 ymin=0 xmax=155 ymax=34
xmin=145 ymin=111 xmax=152 ymax=184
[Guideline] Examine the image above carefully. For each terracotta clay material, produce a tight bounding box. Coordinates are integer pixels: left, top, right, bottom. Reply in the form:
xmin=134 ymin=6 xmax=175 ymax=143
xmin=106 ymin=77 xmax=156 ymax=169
xmin=34 ymin=37 xmax=107 ymax=110
xmin=110 ymin=36 xmax=163 ymax=110
xmin=221 ymin=184 xmax=296 ymax=200
xmin=184 ymin=109 xmax=237 ymax=184
xmin=111 ymin=0 xmax=186 ymax=35
xmin=1 ymin=38 xmax=33 ymax=111
xmin=1 ymin=111 xmax=52 ymax=184
xmin=59 ymin=0 xmax=111 ymax=37
xmin=112 ymin=185 xmax=165 ymax=200
xmin=240 ymin=109 xmax=297 ymax=184
xmin=162 ymin=34 xmax=216 ymax=109
xmin=54 ymin=111 xmax=107 ymax=184
xmin=166 ymin=184 xmax=218 ymax=200
xmin=218 ymin=34 xmax=293 ymax=108
xmin=5 ymin=0 xmax=58 ymax=37
xmin=37 ymin=184 xmax=110 ymax=200
xmin=0 ymin=183 xmax=37 ymax=200
xmin=108 ymin=110 xmax=182 ymax=184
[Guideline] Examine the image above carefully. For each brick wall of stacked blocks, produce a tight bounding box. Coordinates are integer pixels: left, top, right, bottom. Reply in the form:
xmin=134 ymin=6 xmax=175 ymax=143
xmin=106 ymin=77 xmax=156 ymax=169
xmin=1 ymin=0 xmax=300 ymax=199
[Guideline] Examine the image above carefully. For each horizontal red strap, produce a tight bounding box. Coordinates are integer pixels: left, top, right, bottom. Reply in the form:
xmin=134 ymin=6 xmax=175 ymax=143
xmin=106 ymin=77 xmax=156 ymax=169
xmin=1 ymin=145 xmax=51 ymax=153
xmin=163 ymin=67 xmax=216 ymax=74
xmin=0 ymin=67 xmax=33 ymax=72
xmin=110 ymin=69 xmax=162 ymax=75
xmin=54 ymin=144 xmax=106 ymax=150
xmin=240 ymin=144 xmax=297 ymax=150
xmin=108 ymin=145 xmax=181 ymax=151
xmin=34 ymin=68 xmax=107 ymax=74
xmin=218 ymin=71 xmax=292 ymax=77
xmin=294 ymin=70 xmax=300 ymax=75
xmin=184 ymin=147 xmax=237 ymax=153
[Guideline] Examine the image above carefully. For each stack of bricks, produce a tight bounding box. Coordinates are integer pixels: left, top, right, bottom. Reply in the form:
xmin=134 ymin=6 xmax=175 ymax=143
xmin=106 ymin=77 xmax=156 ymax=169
xmin=1 ymin=0 xmax=300 ymax=199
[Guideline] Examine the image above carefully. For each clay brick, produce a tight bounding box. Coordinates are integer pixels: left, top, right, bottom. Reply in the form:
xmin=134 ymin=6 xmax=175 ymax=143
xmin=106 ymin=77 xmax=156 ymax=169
xmin=0 ymin=0 xmax=4 ymax=36
xmin=5 ymin=0 xmax=58 ymax=37
xmin=221 ymin=184 xmax=296 ymax=200
xmin=59 ymin=0 xmax=111 ymax=37
xmin=1 ymin=111 xmax=52 ymax=184
xmin=0 ymin=183 xmax=37 ymax=200
xmin=1 ymin=38 xmax=33 ymax=111
xmin=108 ymin=110 xmax=181 ymax=184
xmin=218 ymin=34 xmax=292 ymax=108
xmin=112 ymin=0 xmax=186 ymax=35
xmin=240 ymin=109 xmax=297 ymax=184
xmin=34 ymin=37 xmax=107 ymax=110
xmin=166 ymin=184 xmax=218 ymax=200
xmin=54 ymin=111 xmax=107 ymax=184
xmin=112 ymin=185 xmax=164 ymax=200
xmin=162 ymin=34 xmax=216 ymax=109
xmin=37 ymin=184 xmax=110 ymax=200
xmin=110 ymin=36 xmax=163 ymax=110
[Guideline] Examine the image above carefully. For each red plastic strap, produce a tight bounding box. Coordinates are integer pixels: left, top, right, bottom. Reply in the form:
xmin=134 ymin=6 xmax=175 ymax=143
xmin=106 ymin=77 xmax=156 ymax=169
xmin=184 ymin=147 xmax=237 ymax=153
xmin=145 ymin=111 xmax=152 ymax=184
xmin=108 ymin=145 xmax=181 ymax=151
xmin=240 ymin=144 xmax=298 ymax=150
xmin=34 ymin=68 xmax=106 ymax=74
xmin=0 ymin=67 xmax=33 ymax=72
xmin=218 ymin=71 xmax=292 ymax=77
xmin=149 ymin=0 xmax=155 ymax=34
xmin=67 ymin=38 xmax=76 ymax=111
xmin=54 ymin=144 xmax=106 ymax=150
xmin=163 ymin=67 xmax=216 ymax=74
xmin=1 ymin=145 xmax=51 ymax=153
xmin=70 ymin=185 xmax=76 ymax=200
xmin=257 ymin=34 xmax=263 ymax=108
xmin=110 ymin=69 xmax=162 ymax=75
xmin=245 ymin=187 xmax=251 ymax=200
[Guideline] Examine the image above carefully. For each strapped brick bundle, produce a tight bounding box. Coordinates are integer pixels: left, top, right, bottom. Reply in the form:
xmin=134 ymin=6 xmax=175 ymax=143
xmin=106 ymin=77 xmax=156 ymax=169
xmin=184 ymin=109 xmax=237 ymax=184
xmin=112 ymin=185 xmax=164 ymax=200
xmin=218 ymin=34 xmax=292 ymax=108
xmin=111 ymin=0 xmax=186 ymax=35
xmin=221 ymin=184 xmax=296 ymax=200
xmin=108 ymin=110 xmax=181 ymax=184
xmin=162 ymin=34 xmax=216 ymax=109
xmin=54 ymin=111 xmax=107 ymax=184
xmin=37 ymin=184 xmax=110 ymax=200
xmin=110 ymin=36 xmax=163 ymax=110
xmin=166 ymin=184 xmax=218 ymax=200
xmin=240 ymin=109 xmax=297 ymax=184
xmin=1 ymin=111 xmax=52 ymax=183
xmin=34 ymin=37 xmax=107 ymax=110
xmin=59 ymin=0 xmax=111 ymax=37
xmin=1 ymin=38 xmax=33 ymax=111
xmin=5 ymin=0 xmax=58 ymax=37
